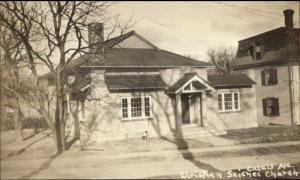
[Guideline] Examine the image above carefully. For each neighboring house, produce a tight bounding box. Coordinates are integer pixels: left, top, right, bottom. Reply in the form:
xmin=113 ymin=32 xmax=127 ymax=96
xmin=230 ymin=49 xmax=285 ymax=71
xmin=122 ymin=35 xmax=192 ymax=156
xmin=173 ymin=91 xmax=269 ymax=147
xmin=233 ymin=9 xmax=300 ymax=126
xmin=41 ymin=22 xmax=257 ymax=143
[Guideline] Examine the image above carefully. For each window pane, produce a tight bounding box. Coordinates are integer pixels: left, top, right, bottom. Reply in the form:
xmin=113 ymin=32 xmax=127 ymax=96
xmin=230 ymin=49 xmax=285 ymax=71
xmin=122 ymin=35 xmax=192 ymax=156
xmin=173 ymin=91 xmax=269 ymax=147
xmin=256 ymin=52 xmax=261 ymax=60
xmin=218 ymin=94 xmax=222 ymax=110
xmin=266 ymin=98 xmax=278 ymax=116
xmin=144 ymin=97 xmax=150 ymax=117
xmin=234 ymin=93 xmax=239 ymax=110
xmin=131 ymin=98 xmax=142 ymax=117
xmin=122 ymin=99 xmax=128 ymax=118
xmin=224 ymin=93 xmax=232 ymax=110
xmin=266 ymin=71 xmax=271 ymax=85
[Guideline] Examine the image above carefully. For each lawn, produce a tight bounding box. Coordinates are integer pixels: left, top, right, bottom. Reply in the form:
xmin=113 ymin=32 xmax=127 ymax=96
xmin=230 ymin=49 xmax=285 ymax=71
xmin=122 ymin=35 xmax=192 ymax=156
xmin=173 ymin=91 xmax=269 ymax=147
xmin=78 ymin=125 xmax=300 ymax=154
xmin=79 ymin=137 xmax=213 ymax=154
xmin=220 ymin=125 xmax=300 ymax=144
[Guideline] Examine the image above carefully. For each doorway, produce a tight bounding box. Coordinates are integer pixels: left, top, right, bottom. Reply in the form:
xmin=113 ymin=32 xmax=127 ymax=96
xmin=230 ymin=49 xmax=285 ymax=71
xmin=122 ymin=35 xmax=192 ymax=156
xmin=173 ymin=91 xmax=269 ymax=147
xmin=181 ymin=93 xmax=202 ymax=126
xmin=181 ymin=94 xmax=191 ymax=124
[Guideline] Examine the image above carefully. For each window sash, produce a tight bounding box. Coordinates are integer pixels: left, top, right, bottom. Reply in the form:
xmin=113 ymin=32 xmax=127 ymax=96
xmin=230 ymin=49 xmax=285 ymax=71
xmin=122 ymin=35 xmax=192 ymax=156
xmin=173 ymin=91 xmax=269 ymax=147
xmin=254 ymin=44 xmax=262 ymax=60
xmin=131 ymin=97 xmax=142 ymax=117
xmin=262 ymin=69 xmax=277 ymax=86
xmin=121 ymin=96 xmax=152 ymax=120
xmin=218 ymin=92 xmax=240 ymax=112
xmin=122 ymin=98 xmax=128 ymax=118
xmin=262 ymin=98 xmax=279 ymax=117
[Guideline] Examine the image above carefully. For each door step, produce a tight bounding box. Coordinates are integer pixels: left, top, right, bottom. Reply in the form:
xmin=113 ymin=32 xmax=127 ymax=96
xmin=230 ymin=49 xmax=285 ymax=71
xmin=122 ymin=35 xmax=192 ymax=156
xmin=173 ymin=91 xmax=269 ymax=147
xmin=164 ymin=126 xmax=226 ymax=140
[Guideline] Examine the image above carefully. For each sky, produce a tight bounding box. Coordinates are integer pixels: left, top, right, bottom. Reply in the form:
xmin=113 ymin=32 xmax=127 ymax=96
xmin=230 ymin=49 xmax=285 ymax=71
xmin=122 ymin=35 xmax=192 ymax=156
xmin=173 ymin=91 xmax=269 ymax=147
xmin=107 ymin=1 xmax=299 ymax=61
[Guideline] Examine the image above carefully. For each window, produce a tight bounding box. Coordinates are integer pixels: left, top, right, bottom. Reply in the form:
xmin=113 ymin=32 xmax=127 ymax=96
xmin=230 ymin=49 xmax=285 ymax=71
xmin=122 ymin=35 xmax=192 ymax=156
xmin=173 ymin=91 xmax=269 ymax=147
xmin=224 ymin=93 xmax=233 ymax=110
xmin=144 ymin=97 xmax=151 ymax=117
xmin=255 ymin=45 xmax=261 ymax=60
xmin=261 ymin=69 xmax=277 ymax=86
xmin=131 ymin=97 xmax=142 ymax=117
xmin=122 ymin=98 xmax=128 ymax=118
xmin=121 ymin=96 xmax=152 ymax=120
xmin=262 ymin=98 xmax=279 ymax=117
xmin=218 ymin=92 xmax=240 ymax=112
xmin=249 ymin=43 xmax=263 ymax=61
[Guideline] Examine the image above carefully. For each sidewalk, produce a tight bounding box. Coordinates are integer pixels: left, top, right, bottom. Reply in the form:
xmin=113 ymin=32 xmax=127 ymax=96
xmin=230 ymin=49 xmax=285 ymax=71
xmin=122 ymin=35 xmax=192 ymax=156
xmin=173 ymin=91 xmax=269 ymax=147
xmin=1 ymin=129 xmax=53 ymax=159
xmin=32 ymin=141 xmax=300 ymax=179
xmin=62 ymin=140 xmax=300 ymax=162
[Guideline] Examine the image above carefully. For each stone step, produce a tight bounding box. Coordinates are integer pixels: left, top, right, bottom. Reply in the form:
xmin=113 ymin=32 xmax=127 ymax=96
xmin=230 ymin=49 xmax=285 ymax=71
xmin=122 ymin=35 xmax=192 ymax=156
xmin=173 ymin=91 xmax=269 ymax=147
xmin=180 ymin=127 xmax=211 ymax=134
xmin=164 ymin=127 xmax=227 ymax=140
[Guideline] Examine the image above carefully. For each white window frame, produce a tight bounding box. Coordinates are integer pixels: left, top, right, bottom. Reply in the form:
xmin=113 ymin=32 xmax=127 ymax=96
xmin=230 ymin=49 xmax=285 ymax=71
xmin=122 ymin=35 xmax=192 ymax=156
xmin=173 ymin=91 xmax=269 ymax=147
xmin=121 ymin=96 xmax=152 ymax=120
xmin=217 ymin=91 xmax=241 ymax=113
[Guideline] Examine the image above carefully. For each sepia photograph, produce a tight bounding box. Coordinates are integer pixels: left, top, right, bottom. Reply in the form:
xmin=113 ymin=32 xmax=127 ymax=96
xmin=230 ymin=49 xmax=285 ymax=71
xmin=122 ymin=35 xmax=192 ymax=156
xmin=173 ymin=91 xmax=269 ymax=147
xmin=0 ymin=1 xmax=299 ymax=179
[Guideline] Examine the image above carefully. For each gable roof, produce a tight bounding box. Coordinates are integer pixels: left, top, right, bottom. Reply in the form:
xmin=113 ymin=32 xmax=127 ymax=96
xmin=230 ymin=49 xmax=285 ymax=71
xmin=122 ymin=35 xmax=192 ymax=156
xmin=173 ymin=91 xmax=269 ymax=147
xmin=81 ymin=48 xmax=212 ymax=68
xmin=104 ymin=31 xmax=158 ymax=49
xmin=166 ymin=73 xmax=215 ymax=94
xmin=105 ymin=31 xmax=136 ymax=48
xmin=40 ymin=30 xmax=212 ymax=80
xmin=208 ymin=74 xmax=255 ymax=88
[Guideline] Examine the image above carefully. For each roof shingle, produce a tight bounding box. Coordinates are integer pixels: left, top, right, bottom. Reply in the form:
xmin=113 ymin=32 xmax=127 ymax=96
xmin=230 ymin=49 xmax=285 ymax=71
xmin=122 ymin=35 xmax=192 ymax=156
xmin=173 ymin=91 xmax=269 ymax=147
xmin=208 ymin=74 xmax=255 ymax=88
xmin=80 ymin=48 xmax=212 ymax=68
xmin=105 ymin=74 xmax=167 ymax=91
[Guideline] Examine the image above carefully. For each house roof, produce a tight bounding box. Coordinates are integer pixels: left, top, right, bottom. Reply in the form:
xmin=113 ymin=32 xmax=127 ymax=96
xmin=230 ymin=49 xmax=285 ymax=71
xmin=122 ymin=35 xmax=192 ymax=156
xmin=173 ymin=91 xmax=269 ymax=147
xmin=238 ymin=27 xmax=287 ymax=42
xmin=105 ymin=74 xmax=167 ymax=91
xmin=39 ymin=30 xmax=212 ymax=81
xmin=208 ymin=74 xmax=255 ymax=88
xmin=166 ymin=73 xmax=214 ymax=94
xmin=104 ymin=31 xmax=136 ymax=48
xmin=234 ymin=27 xmax=300 ymax=68
xmin=71 ymin=76 xmax=91 ymax=92
xmin=105 ymin=31 xmax=159 ymax=49
xmin=80 ymin=48 xmax=212 ymax=68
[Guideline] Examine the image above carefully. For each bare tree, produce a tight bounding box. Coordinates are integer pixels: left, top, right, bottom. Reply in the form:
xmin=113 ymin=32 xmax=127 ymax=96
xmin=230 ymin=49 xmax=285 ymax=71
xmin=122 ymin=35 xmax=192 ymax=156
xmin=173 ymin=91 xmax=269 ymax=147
xmin=0 ymin=1 xmax=135 ymax=154
xmin=206 ymin=45 xmax=237 ymax=74
xmin=0 ymin=24 xmax=27 ymax=141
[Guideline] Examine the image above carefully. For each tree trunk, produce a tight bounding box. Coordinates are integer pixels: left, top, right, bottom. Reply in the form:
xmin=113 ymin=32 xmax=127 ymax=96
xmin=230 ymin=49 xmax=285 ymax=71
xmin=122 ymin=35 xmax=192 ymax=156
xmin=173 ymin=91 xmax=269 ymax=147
xmin=55 ymin=70 xmax=66 ymax=154
xmin=13 ymin=102 xmax=23 ymax=142
xmin=74 ymin=101 xmax=81 ymax=139
xmin=12 ymin=66 xmax=23 ymax=142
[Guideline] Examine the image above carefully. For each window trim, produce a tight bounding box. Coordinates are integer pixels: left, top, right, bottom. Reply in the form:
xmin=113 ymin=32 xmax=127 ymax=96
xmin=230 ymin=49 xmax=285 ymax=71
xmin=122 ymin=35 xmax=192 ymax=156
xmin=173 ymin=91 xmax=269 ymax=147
xmin=254 ymin=43 xmax=263 ymax=61
xmin=262 ymin=97 xmax=280 ymax=117
xmin=121 ymin=96 xmax=152 ymax=121
xmin=217 ymin=91 xmax=241 ymax=113
xmin=261 ymin=69 xmax=278 ymax=86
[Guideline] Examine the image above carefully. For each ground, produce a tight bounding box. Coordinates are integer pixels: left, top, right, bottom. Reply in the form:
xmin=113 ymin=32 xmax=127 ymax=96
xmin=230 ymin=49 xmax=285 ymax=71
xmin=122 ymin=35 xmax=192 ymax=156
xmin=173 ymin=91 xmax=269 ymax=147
xmin=1 ymin=125 xmax=300 ymax=179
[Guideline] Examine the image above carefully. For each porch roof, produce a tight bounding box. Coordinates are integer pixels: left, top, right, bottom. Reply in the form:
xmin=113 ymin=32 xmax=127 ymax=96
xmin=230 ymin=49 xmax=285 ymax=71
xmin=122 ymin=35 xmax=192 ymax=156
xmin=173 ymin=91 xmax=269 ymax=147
xmin=166 ymin=73 xmax=215 ymax=94
xmin=208 ymin=74 xmax=256 ymax=88
xmin=105 ymin=74 xmax=167 ymax=91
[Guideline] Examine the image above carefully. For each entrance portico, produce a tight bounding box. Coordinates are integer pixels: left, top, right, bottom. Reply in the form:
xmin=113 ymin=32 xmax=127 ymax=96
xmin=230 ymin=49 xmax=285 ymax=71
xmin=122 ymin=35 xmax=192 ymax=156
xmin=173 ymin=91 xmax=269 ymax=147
xmin=166 ymin=73 xmax=215 ymax=131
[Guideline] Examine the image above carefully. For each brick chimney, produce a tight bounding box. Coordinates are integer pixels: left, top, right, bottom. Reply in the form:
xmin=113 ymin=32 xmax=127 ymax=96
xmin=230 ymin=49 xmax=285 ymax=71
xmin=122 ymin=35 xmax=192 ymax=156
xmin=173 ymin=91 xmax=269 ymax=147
xmin=283 ymin=9 xmax=294 ymax=28
xmin=88 ymin=22 xmax=104 ymax=61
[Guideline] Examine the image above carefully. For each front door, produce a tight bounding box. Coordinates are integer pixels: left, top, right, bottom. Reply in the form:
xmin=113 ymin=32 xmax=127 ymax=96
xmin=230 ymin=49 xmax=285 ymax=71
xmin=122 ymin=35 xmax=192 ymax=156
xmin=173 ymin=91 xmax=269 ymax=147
xmin=181 ymin=94 xmax=190 ymax=124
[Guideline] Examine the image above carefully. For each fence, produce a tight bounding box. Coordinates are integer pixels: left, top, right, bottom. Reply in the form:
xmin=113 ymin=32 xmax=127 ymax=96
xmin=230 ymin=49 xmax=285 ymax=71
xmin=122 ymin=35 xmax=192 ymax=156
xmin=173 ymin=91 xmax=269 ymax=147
xmin=1 ymin=117 xmax=48 ymax=130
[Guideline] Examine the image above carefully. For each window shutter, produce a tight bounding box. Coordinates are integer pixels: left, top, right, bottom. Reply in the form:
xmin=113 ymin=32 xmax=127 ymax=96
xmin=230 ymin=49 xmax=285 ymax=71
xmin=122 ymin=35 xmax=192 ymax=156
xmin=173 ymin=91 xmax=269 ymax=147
xmin=262 ymin=99 xmax=267 ymax=116
xmin=261 ymin=71 xmax=266 ymax=85
xmin=272 ymin=69 xmax=278 ymax=85
xmin=249 ymin=46 xmax=254 ymax=59
xmin=261 ymin=44 xmax=265 ymax=57
xmin=274 ymin=98 xmax=280 ymax=116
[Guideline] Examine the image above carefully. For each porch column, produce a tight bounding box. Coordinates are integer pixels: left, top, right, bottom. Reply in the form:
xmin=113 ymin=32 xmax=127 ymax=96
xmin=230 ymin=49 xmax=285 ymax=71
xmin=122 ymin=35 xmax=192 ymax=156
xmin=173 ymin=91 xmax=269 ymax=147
xmin=194 ymin=93 xmax=201 ymax=126
xmin=202 ymin=92 xmax=208 ymax=127
xmin=175 ymin=94 xmax=182 ymax=131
